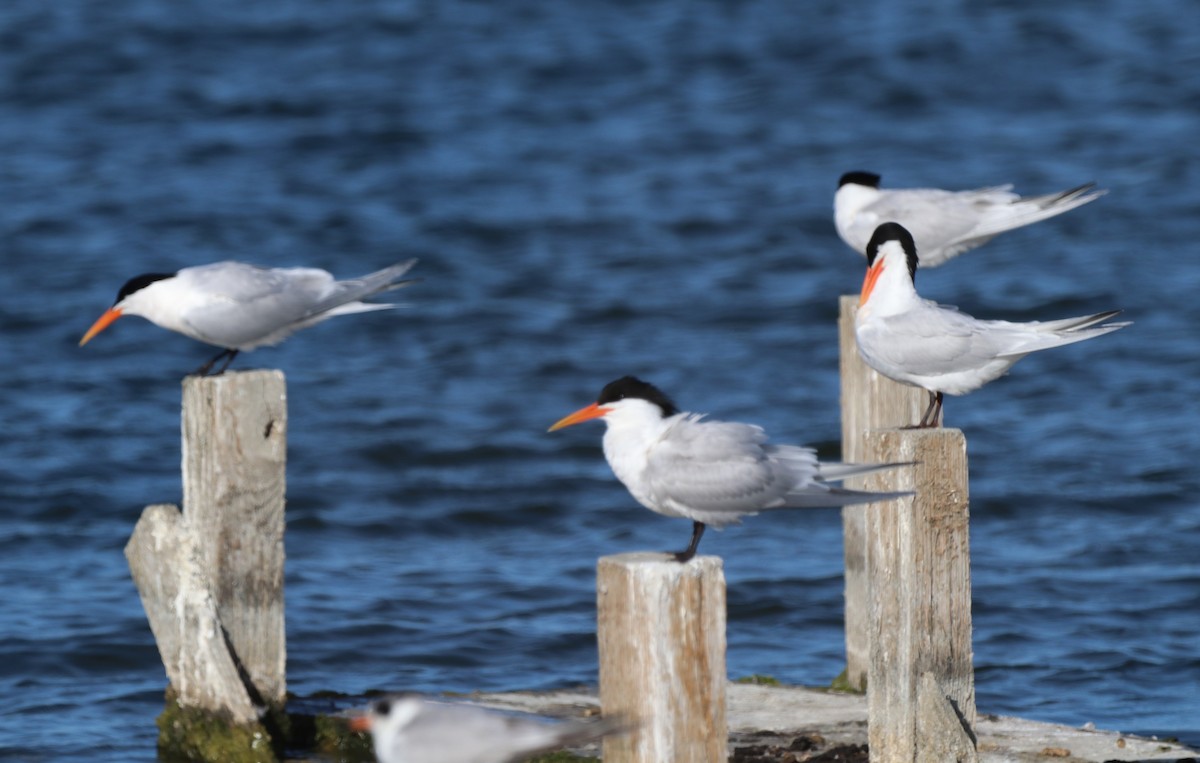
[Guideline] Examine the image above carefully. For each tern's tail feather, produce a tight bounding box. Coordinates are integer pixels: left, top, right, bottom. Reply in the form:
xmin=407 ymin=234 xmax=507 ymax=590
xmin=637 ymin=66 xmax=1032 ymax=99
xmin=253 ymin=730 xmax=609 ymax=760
xmin=546 ymin=714 xmax=638 ymax=753
xmin=818 ymin=460 xmax=913 ymax=482
xmin=972 ymin=182 xmax=1106 ymax=240
xmin=1000 ymin=310 xmax=1130 ymax=357
xmin=1024 ymin=182 xmax=1107 ymax=211
xmin=304 ymin=259 xmax=419 ymax=318
xmin=783 ymin=485 xmax=912 ymax=509
xmin=1029 ymin=309 xmax=1124 ymax=333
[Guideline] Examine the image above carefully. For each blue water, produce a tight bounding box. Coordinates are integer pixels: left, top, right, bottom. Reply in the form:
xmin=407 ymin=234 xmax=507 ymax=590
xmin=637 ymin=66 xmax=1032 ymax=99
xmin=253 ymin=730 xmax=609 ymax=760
xmin=2 ymin=1 xmax=1198 ymax=759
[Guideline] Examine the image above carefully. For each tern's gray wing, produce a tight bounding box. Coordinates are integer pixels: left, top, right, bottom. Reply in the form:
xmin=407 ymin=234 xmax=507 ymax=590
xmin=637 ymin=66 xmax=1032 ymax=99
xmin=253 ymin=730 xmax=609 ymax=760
xmin=859 ymin=187 xmax=1016 ymax=253
xmin=173 ymin=262 xmax=341 ymax=348
xmin=385 ymin=701 xmax=597 ymax=763
xmin=178 ymin=262 xmax=336 ymax=302
xmin=857 ymin=302 xmax=1015 ymax=377
xmin=300 ymin=259 xmax=418 ymax=318
xmin=644 ymin=418 xmax=903 ymax=521
xmin=992 ymin=310 xmax=1128 ymax=357
xmin=863 ymin=304 xmax=1127 ymax=376
xmin=176 ymin=260 xmax=415 ymax=349
xmin=964 ymin=183 xmax=1105 ymax=242
xmin=644 ymin=417 xmax=801 ymax=521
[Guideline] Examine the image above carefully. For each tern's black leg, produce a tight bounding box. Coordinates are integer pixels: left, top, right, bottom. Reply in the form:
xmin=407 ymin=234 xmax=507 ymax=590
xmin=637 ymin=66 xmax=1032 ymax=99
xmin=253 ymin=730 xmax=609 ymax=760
xmin=931 ymin=391 xmax=944 ymax=426
xmin=672 ymin=521 xmax=706 ymax=563
xmin=915 ymin=390 xmax=942 ymax=428
xmin=193 ymin=348 xmax=239 ymax=377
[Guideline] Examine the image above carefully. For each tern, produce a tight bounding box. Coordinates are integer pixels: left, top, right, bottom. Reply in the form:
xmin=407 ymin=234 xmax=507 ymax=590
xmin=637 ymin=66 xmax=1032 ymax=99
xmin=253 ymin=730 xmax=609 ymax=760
xmin=548 ymin=376 xmax=909 ymax=562
xmin=855 ymin=222 xmax=1129 ymax=427
xmin=835 ymin=171 xmax=1105 ymax=267
xmin=349 ymin=695 xmax=629 ymax=763
xmin=79 ymin=259 xmax=418 ymax=375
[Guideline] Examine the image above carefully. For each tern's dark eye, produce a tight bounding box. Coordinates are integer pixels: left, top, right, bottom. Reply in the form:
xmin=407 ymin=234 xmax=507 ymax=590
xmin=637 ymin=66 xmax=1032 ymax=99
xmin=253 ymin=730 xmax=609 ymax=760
xmin=374 ymin=699 xmax=391 ymax=716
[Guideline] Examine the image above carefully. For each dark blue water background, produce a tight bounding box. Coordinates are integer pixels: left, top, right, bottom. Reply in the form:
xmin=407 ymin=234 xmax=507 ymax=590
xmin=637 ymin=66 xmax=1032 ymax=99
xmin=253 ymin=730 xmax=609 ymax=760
xmin=2 ymin=1 xmax=1198 ymax=759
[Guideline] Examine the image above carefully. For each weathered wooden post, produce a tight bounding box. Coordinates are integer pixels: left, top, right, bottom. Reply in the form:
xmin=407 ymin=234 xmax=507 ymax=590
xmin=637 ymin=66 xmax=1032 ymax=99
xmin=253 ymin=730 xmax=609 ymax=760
xmin=125 ymin=370 xmax=287 ymax=761
xmin=597 ymin=553 xmax=727 ymax=763
xmin=838 ymin=294 xmax=932 ymax=689
xmin=861 ymin=428 xmax=976 ymax=763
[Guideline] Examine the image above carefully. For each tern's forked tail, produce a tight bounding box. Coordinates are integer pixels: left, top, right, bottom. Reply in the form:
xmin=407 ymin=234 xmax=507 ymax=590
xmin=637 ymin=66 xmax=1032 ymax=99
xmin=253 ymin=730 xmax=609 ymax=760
xmin=783 ymin=484 xmax=913 ymax=509
xmin=817 ymin=460 xmax=915 ymax=482
xmin=303 ymin=259 xmax=420 ymax=318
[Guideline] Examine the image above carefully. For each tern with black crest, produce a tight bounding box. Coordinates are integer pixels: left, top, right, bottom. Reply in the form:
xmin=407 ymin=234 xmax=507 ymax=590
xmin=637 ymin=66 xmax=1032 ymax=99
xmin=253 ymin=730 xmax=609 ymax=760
xmin=549 ymin=376 xmax=909 ymax=562
xmin=855 ymin=222 xmax=1129 ymax=427
xmin=79 ymin=259 xmax=418 ymax=375
xmin=835 ymin=171 xmax=1105 ymax=267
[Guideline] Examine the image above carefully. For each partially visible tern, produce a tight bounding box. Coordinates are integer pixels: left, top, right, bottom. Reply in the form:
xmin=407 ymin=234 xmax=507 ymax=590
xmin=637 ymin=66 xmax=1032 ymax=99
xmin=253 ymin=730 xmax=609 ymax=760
xmin=835 ymin=171 xmax=1105 ymax=267
xmin=548 ymin=376 xmax=909 ymax=562
xmin=79 ymin=259 xmax=418 ymax=375
xmin=855 ymin=222 xmax=1128 ymax=427
xmin=349 ymin=695 xmax=630 ymax=763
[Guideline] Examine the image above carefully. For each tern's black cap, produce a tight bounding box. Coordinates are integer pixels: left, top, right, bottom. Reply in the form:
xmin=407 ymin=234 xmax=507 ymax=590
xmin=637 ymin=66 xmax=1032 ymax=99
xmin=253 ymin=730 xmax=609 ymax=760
xmin=838 ymin=171 xmax=881 ymax=189
xmin=597 ymin=376 xmax=680 ymax=417
xmin=115 ymin=272 xmax=175 ymax=304
xmin=866 ymin=222 xmax=919 ymax=282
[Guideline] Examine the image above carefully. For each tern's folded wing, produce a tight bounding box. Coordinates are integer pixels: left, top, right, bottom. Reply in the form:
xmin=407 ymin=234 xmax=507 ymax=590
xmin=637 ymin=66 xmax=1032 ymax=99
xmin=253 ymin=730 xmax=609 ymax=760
xmin=644 ymin=418 xmax=795 ymax=517
xmin=387 ymin=700 xmax=575 ymax=763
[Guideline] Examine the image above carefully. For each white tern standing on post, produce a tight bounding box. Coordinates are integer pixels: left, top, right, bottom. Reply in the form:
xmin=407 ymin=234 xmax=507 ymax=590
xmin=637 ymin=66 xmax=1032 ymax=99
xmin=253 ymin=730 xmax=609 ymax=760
xmin=79 ymin=259 xmax=418 ymax=375
xmin=348 ymin=695 xmax=629 ymax=763
xmin=834 ymin=171 xmax=1105 ymax=267
xmin=548 ymin=376 xmax=910 ymax=562
xmin=854 ymin=222 xmax=1129 ymax=427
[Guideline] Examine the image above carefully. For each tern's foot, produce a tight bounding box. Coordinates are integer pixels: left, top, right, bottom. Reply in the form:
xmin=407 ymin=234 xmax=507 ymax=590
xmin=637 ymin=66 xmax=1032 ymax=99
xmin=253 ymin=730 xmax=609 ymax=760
xmin=671 ymin=521 xmax=705 ymax=562
xmin=192 ymin=348 xmax=239 ymax=377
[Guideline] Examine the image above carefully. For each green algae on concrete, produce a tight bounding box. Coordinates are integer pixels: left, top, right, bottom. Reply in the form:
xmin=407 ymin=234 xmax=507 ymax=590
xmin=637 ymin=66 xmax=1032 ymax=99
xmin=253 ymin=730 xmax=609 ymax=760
xmin=155 ymin=687 xmax=378 ymax=763
xmin=828 ymin=668 xmax=866 ymax=694
xmin=736 ymin=674 xmax=782 ymax=686
xmin=156 ymin=688 xmax=279 ymax=763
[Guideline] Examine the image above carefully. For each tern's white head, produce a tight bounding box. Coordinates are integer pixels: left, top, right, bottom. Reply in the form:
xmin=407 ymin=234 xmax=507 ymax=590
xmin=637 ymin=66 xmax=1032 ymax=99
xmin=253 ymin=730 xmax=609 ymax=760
xmin=547 ymin=376 xmax=680 ymax=433
xmin=78 ymin=271 xmax=177 ymax=346
xmin=834 ymin=170 xmax=883 ymax=229
xmin=858 ymin=222 xmax=920 ymax=316
xmin=348 ymin=696 xmax=423 ymax=759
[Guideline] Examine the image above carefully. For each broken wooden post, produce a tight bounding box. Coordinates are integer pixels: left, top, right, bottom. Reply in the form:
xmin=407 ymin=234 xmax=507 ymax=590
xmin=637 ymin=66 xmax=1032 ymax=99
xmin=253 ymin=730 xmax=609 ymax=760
xmin=125 ymin=370 xmax=287 ymax=761
xmin=860 ymin=427 xmax=976 ymax=762
xmin=597 ymin=553 xmax=727 ymax=763
xmin=838 ymin=294 xmax=931 ymax=690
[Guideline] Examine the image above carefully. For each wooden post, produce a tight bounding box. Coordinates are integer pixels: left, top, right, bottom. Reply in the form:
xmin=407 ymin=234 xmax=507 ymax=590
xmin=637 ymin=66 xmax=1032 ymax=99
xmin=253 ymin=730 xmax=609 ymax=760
xmin=125 ymin=370 xmax=287 ymax=748
xmin=838 ymin=295 xmax=931 ymax=689
xmin=126 ymin=504 xmax=261 ymax=724
xmin=861 ymin=428 xmax=976 ymax=763
xmin=597 ymin=553 xmax=727 ymax=763
xmin=182 ymin=371 xmax=287 ymax=704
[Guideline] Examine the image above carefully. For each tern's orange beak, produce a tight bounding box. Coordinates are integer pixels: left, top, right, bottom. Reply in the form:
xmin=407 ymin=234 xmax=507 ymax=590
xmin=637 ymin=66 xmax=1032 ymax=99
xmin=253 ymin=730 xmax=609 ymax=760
xmin=859 ymin=261 xmax=884 ymax=307
xmin=79 ymin=307 xmax=123 ymax=347
xmin=346 ymin=714 xmax=372 ymax=733
xmin=548 ymin=402 xmax=607 ymax=432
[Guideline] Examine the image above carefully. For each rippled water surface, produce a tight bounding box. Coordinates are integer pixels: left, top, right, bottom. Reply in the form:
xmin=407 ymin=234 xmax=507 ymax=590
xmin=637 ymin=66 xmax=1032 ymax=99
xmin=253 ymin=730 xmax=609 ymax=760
xmin=2 ymin=1 xmax=1198 ymax=759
